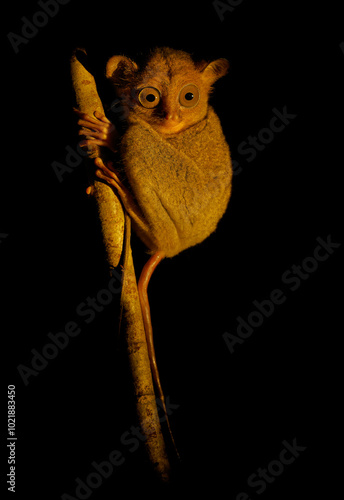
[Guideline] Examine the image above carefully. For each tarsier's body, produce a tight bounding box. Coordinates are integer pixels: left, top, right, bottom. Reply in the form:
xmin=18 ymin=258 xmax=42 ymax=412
xmin=77 ymin=47 xmax=232 ymax=452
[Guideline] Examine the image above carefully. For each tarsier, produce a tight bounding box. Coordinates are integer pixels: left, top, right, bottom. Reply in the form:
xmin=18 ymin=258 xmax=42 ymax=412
xmin=75 ymin=47 xmax=232 ymax=451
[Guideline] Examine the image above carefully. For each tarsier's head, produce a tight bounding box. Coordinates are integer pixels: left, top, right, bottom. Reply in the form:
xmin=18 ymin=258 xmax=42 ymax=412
xmin=106 ymin=47 xmax=229 ymax=135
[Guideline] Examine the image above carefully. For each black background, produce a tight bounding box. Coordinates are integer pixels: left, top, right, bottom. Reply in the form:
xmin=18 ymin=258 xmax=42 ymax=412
xmin=2 ymin=0 xmax=343 ymax=498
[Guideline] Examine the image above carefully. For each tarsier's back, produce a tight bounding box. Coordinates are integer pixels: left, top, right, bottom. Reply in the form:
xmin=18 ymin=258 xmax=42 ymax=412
xmin=108 ymin=47 xmax=232 ymax=257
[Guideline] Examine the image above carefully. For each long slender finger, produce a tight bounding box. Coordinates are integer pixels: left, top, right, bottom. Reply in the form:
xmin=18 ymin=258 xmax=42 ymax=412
xmin=95 ymin=168 xmax=120 ymax=191
xmin=75 ymin=108 xmax=111 ymax=127
xmin=94 ymin=157 xmax=115 ymax=173
xmin=78 ymin=129 xmax=107 ymax=140
xmin=75 ymin=113 xmax=108 ymax=130
xmin=94 ymin=158 xmax=120 ymax=181
xmin=74 ymin=109 xmax=101 ymax=124
xmin=79 ymin=139 xmax=116 ymax=150
xmin=94 ymin=111 xmax=112 ymax=124
xmin=77 ymin=119 xmax=108 ymax=133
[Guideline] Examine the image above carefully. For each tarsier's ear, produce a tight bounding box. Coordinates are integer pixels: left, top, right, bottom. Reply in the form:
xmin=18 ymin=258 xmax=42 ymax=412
xmin=106 ymin=55 xmax=139 ymax=80
xmin=201 ymin=58 xmax=229 ymax=85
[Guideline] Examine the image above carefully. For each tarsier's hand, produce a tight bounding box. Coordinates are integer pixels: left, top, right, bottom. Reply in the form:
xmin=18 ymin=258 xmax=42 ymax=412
xmin=74 ymin=109 xmax=118 ymax=154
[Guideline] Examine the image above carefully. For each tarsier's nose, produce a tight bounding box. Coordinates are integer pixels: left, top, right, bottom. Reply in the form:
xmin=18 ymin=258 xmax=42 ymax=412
xmin=164 ymin=110 xmax=180 ymax=123
xmin=158 ymin=108 xmax=184 ymax=134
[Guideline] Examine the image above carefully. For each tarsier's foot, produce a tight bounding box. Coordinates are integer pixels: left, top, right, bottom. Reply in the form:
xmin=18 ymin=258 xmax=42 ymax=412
xmin=74 ymin=109 xmax=118 ymax=153
xmin=92 ymin=158 xmax=153 ymax=249
xmin=93 ymin=158 xmax=138 ymax=214
xmin=84 ymin=158 xmax=121 ymax=198
xmin=94 ymin=158 xmax=124 ymax=193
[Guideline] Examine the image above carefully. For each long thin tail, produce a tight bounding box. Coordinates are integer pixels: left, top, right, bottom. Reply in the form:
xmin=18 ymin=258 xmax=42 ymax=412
xmin=137 ymin=252 xmax=180 ymax=460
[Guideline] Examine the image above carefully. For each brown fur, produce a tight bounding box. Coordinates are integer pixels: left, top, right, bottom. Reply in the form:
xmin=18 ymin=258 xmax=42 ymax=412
xmin=121 ymin=106 xmax=232 ymax=257
xmin=106 ymin=47 xmax=232 ymax=257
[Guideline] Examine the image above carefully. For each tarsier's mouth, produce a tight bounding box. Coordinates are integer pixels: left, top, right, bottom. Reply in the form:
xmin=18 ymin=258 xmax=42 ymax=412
xmin=155 ymin=121 xmax=186 ymax=135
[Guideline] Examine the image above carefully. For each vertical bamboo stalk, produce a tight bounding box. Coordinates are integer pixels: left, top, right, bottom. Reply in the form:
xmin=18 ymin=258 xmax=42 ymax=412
xmin=70 ymin=49 xmax=171 ymax=481
xmin=121 ymin=224 xmax=171 ymax=481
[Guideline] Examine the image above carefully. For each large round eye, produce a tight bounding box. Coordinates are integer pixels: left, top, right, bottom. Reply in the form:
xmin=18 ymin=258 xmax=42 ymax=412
xmin=179 ymin=84 xmax=200 ymax=108
xmin=138 ymin=87 xmax=161 ymax=108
